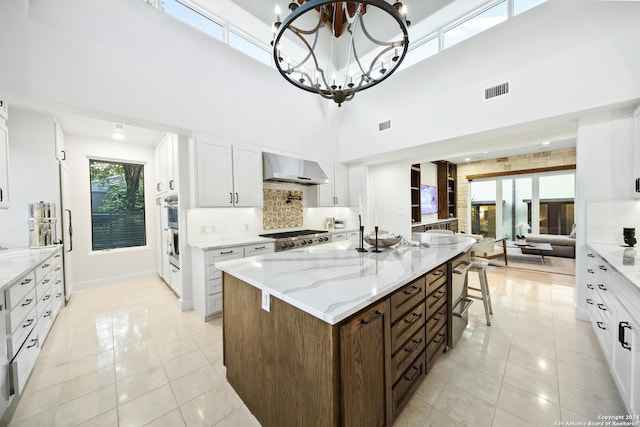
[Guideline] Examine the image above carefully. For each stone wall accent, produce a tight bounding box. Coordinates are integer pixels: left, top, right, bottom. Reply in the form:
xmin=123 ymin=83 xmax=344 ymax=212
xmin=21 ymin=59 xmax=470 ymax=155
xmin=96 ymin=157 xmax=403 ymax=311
xmin=455 ymin=148 xmax=576 ymax=233
xmin=263 ymin=189 xmax=303 ymax=229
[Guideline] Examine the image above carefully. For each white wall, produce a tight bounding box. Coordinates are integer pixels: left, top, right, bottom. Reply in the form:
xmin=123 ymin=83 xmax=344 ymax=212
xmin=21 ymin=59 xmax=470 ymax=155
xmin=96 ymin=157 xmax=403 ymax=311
xmin=338 ymin=1 xmax=640 ymax=163
xmin=0 ymin=0 xmax=339 ymax=162
xmin=575 ymin=112 xmax=635 ymax=320
xmin=65 ymin=136 xmax=157 ymax=289
xmin=0 ymin=109 xmax=60 ymax=248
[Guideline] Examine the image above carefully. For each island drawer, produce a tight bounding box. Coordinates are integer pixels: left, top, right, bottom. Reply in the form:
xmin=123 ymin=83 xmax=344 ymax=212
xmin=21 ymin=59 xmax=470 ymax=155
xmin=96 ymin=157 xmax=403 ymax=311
xmin=390 ymin=276 xmax=426 ymax=324
xmin=391 ymin=301 xmax=425 ymax=354
xmin=426 ymin=283 xmax=447 ymax=318
xmin=34 ymin=259 xmax=53 ymax=284
xmin=426 ymin=304 xmax=447 ymax=336
xmin=6 ymin=271 xmax=36 ymax=310
xmin=205 ymin=248 xmax=243 ymax=265
xmin=426 ymin=324 xmax=447 ymax=369
xmin=8 ymin=306 xmax=37 ymax=359
xmin=391 ymin=325 xmax=425 ymax=384
xmin=9 ymin=289 xmax=37 ymax=335
xmin=392 ymin=350 xmax=426 ymax=417
xmin=426 ymin=264 xmax=447 ymax=295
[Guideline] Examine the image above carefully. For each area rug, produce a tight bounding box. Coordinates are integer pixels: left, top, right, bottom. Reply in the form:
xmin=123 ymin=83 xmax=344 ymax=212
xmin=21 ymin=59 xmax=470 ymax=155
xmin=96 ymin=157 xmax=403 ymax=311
xmin=488 ymin=247 xmax=576 ymax=276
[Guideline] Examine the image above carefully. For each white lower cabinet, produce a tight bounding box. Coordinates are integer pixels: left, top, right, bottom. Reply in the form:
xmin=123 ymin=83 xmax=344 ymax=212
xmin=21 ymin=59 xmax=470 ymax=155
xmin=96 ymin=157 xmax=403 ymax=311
xmin=4 ymin=248 xmax=64 ymax=400
xmin=586 ymin=247 xmax=640 ymax=416
xmin=193 ymin=242 xmax=274 ymax=320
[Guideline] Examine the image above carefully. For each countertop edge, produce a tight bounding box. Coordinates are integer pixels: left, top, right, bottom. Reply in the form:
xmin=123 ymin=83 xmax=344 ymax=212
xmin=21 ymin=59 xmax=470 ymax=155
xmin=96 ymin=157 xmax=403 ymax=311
xmin=587 ymin=242 xmax=640 ymax=294
xmin=0 ymin=246 xmax=61 ymax=290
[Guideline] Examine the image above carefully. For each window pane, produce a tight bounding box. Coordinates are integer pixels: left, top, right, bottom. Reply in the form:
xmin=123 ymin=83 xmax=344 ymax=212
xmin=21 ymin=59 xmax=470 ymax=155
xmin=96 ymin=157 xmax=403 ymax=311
xmin=501 ymin=177 xmax=532 ymax=240
xmin=444 ymin=2 xmax=508 ymax=49
xmin=539 ymin=174 xmax=575 ymax=235
xmin=90 ymin=160 xmax=146 ymax=250
xmin=399 ymin=37 xmax=439 ymax=71
xmin=163 ymin=0 xmax=223 ymax=41
xmin=514 ymin=0 xmax=545 ymax=16
xmin=228 ymin=31 xmax=271 ymax=66
xmin=471 ymin=180 xmax=497 ymax=237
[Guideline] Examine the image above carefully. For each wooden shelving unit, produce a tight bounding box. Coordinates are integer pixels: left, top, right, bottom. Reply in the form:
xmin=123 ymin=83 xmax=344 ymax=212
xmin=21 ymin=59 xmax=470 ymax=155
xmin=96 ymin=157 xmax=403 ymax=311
xmin=410 ymin=164 xmax=421 ymax=224
xmin=435 ymin=161 xmax=457 ymax=220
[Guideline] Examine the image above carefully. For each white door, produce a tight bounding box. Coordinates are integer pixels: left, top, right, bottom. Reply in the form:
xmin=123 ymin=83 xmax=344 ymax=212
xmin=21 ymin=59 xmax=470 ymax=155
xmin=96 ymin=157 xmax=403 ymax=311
xmin=232 ymin=145 xmax=262 ymax=207
xmin=60 ymin=162 xmax=74 ymax=301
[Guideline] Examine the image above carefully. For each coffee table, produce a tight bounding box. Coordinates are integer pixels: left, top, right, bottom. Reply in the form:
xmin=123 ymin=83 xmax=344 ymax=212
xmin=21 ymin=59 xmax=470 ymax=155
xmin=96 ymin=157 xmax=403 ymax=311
xmin=498 ymin=240 xmax=554 ymax=264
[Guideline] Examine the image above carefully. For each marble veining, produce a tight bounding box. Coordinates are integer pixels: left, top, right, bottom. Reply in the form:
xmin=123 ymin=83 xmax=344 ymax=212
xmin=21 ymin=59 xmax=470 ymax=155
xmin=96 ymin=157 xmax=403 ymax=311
xmin=0 ymin=246 xmax=59 ymax=289
xmin=215 ymin=235 xmax=476 ymax=324
xmin=587 ymin=242 xmax=640 ymax=293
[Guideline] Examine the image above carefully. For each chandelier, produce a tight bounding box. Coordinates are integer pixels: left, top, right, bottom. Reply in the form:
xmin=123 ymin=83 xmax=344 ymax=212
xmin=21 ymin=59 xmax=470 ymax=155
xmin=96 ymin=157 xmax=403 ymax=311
xmin=272 ymin=1 xmax=410 ymax=106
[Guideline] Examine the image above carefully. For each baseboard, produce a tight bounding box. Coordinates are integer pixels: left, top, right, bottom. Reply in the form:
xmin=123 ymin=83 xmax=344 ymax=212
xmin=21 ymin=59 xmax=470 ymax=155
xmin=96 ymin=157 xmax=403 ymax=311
xmin=72 ymin=270 xmax=157 ymax=291
xmin=179 ymin=297 xmax=193 ymax=312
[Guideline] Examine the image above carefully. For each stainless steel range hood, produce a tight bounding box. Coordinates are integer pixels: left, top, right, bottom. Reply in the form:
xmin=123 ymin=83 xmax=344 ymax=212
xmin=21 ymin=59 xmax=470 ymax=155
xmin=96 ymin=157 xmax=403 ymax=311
xmin=263 ymin=152 xmax=329 ymax=185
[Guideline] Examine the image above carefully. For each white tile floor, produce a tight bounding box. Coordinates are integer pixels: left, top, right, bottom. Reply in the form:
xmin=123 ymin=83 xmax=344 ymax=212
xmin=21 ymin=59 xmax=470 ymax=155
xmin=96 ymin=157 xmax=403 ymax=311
xmin=7 ymin=266 xmax=626 ymax=426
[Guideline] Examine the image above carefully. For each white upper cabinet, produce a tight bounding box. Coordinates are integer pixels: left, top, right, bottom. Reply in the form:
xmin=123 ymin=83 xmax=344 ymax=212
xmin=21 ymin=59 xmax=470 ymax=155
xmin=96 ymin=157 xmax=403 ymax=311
xmin=633 ymin=106 xmax=640 ymax=199
xmin=318 ymin=162 xmax=349 ymax=207
xmin=194 ymin=137 xmax=262 ymax=208
xmin=0 ymin=100 xmax=7 ymax=120
xmin=154 ymin=133 xmax=179 ymax=195
xmin=54 ymin=120 xmax=66 ymax=162
xmin=0 ymin=107 xmax=10 ymax=209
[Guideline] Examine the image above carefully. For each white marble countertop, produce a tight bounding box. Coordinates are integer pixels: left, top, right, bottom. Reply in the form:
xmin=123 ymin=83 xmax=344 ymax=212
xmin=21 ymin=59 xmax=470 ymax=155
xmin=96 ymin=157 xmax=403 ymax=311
xmin=188 ymin=229 xmax=358 ymax=250
xmin=0 ymin=246 xmax=60 ymax=289
xmin=215 ymin=234 xmax=476 ymax=325
xmin=587 ymin=243 xmax=640 ymax=293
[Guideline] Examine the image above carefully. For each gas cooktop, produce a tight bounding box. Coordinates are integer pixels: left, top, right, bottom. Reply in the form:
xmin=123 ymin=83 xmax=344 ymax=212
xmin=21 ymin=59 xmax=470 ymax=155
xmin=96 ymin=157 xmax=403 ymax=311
xmin=259 ymin=230 xmax=328 ymax=239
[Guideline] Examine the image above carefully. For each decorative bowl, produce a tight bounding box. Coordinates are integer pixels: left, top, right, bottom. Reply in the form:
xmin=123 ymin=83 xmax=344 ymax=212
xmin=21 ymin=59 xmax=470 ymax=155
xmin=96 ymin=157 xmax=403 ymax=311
xmin=364 ymin=230 xmax=402 ymax=247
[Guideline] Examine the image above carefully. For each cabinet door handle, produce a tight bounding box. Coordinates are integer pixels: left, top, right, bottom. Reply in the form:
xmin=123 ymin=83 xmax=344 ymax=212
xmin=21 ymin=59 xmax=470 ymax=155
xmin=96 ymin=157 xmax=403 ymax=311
xmin=599 ymin=265 xmax=607 ymax=271
xmin=169 ymin=179 xmax=175 ymax=190
xmin=21 ymin=298 xmax=33 ymax=307
xmin=44 ymin=310 xmax=51 ymax=317
xmin=618 ymin=321 xmax=631 ymax=350
xmin=597 ymin=284 xmax=607 ymax=291
xmin=235 ymin=193 xmax=239 ymax=204
xmin=26 ymin=339 xmax=38 ymax=349
xmin=361 ymin=310 xmax=382 ymax=325
xmin=157 ymin=183 xmax=161 ymax=192
xmin=22 ymin=318 xmax=34 ymax=328
xmin=404 ymin=338 xmax=423 ymax=353
xmin=404 ymin=312 xmax=422 ymax=324
xmin=404 ymin=366 xmax=420 ymax=382
xmin=229 ymin=192 xmax=233 ymax=204
xmin=587 ymin=253 xmax=594 ymax=258
xmin=586 ymin=298 xmax=593 ymax=305
xmin=0 ymin=187 xmax=3 ymax=202
xmin=597 ymin=303 xmax=607 ymax=311
xmin=43 ymin=294 xmax=51 ymax=301
xmin=596 ymin=321 xmax=606 ymax=330
xmin=66 ymin=208 xmax=73 ymax=253
xmin=61 ymin=150 xmax=66 ymax=161
xmin=403 ymin=285 xmax=420 ymax=295
xmin=587 ymin=268 xmax=594 ymax=274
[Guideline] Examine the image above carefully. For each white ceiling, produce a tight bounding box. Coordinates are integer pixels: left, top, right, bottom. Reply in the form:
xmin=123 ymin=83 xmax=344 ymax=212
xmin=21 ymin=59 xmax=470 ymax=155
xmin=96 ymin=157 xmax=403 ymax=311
xmin=54 ymin=113 xmax=164 ymax=146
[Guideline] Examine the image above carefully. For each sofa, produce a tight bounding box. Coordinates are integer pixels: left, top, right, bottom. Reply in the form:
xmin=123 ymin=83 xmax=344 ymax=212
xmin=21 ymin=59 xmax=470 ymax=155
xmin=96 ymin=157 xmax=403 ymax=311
xmin=521 ymin=234 xmax=575 ymax=258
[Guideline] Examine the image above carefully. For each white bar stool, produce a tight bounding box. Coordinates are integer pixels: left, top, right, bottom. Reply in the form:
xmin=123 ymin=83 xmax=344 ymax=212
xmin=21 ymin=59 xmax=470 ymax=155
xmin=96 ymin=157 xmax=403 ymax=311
xmin=469 ymin=238 xmax=495 ymax=326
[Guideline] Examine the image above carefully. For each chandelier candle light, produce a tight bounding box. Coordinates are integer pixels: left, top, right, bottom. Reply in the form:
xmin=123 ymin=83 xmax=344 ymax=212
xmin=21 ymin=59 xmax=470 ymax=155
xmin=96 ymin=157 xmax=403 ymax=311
xmin=272 ymin=0 xmax=410 ymax=106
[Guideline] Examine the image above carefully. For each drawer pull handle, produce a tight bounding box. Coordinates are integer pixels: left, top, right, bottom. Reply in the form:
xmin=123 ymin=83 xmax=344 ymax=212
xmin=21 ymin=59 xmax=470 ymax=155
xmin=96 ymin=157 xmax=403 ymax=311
xmin=405 ymin=338 xmax=423 ymax=353
xmin=21 ymin=298 xmax=33 ymax=307
xmin=587 ymin=269 xmax=594 ymax=274
xmin=44 ymin=310 xmax=51 ymax=317
xmin=55 ymin=254 xmax=61 ymax=258
xmin=586 ymin=298 xmax=593 ymax=305
xmin=597 ymin=284 xmax=607 ymax=291
xmin=404 ymin=366 xmax=420 ymax=382
xmin=41 ymin=263 xmax=50 ymax=269
xmin=597 ymin=303 xmax=607 ymax=311
xmin=433 ymin=332 xmax=446 ymax=344
xmin=220 ymin=250 xmax=234 ymax=255
xmin=21 ymin=278 xmax=33 ymax=285
xmin=23 ymin=318 xmax=34 ymax=328
xmin=432 ymin=269 xmax=444 ymax=276
xmin=433 ymin=311 xmax=446 ymax=322
xmin=43 ymin=295 xmax=51 ymax=301
xmin=599 ymin=265 xmax=607 ymax=271
xmin=432 ymin=290 xmax=445 ymax=300
xmin=56 ymin=293 xmax=62 ymax=298
xmin=618 ymin=321 xmax=631 ymax=351
xmin=26 ymin=339 xmax=38 ymax=349
xmin=587 ymin=253 xmax=594 ymax=258
xmin=361 ymin=311 xmax=382 ymax=325
xmin=596 ymin=321 xmax=606 ymax=330
xmin=403 ymin=285 xmax=420 ymax=296
xmin=43 ymin=279 xmax=50 ymax=284
xmin=404 ymin=312 xmax=422 ymax=324
xmin=587 ymin=284 xmax=593 ymax=289
xmin=254 ymin=246 xmax=266 ymax=250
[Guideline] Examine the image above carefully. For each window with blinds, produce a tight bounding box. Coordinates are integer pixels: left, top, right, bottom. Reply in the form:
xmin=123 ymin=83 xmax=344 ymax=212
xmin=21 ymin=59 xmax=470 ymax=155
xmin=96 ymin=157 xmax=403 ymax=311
xmin=90 ymin=159 xmax=146 ymax=251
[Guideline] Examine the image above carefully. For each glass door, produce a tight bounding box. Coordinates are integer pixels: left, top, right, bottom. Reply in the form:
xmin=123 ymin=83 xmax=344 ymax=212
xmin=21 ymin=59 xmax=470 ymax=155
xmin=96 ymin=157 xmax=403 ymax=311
xmin=470 ymin=180 xmax=497 ymax=237
xmin=538 ymin=173 xmax=575 ymax=235
xmin=501 ymin=177 xmax=532 ymax=240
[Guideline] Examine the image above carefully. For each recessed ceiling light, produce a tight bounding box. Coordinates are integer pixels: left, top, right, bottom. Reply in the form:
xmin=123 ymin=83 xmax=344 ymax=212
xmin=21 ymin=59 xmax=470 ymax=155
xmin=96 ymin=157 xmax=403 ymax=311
xmin=112 ymin=132 xmax=125 ymax=141
xmin=465 ymin=158 xmax=471 ymax=162
xmin=542 ymin=141 xmax=550 ymax=146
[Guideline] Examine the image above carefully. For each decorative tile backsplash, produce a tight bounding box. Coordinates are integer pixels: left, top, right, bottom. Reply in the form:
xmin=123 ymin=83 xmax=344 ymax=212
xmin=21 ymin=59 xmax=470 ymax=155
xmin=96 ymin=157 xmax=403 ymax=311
xmin=263 ymin=189 xmax=303 ymax=229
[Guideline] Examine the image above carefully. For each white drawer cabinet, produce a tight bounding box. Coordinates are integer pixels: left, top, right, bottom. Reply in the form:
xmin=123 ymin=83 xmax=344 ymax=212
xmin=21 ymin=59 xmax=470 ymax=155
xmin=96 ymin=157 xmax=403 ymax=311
xmin=193 ymin=242 xmax=274 ymax=320
xmin=3 ymin=247 xmax=64 ymax=401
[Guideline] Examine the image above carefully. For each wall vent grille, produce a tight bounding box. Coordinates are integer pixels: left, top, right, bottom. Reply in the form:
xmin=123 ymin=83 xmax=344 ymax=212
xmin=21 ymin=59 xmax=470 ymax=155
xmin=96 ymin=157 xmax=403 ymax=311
xmin=484 ymin=82 xmax=510 ymax=100
xmin=113 ymin=122 xmax=125 ymax=131
xmin=379 ymin=120 xmax=391 ymax=131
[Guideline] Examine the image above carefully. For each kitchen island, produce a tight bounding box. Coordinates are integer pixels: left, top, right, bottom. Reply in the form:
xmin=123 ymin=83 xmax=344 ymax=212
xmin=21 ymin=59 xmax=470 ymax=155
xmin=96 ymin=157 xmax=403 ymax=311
xmin=216 ymin=235 xmax=475 ymax=427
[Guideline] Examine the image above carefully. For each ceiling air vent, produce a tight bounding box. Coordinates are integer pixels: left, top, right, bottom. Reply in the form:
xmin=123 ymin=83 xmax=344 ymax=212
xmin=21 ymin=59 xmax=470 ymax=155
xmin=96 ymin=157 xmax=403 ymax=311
xmin=484 ymin=82 xmax=510 ymax=100
xmin=112 ymin=122 xmax=125 ymax=131
xmin=378 ymin=120 xmax=391 ymax=131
